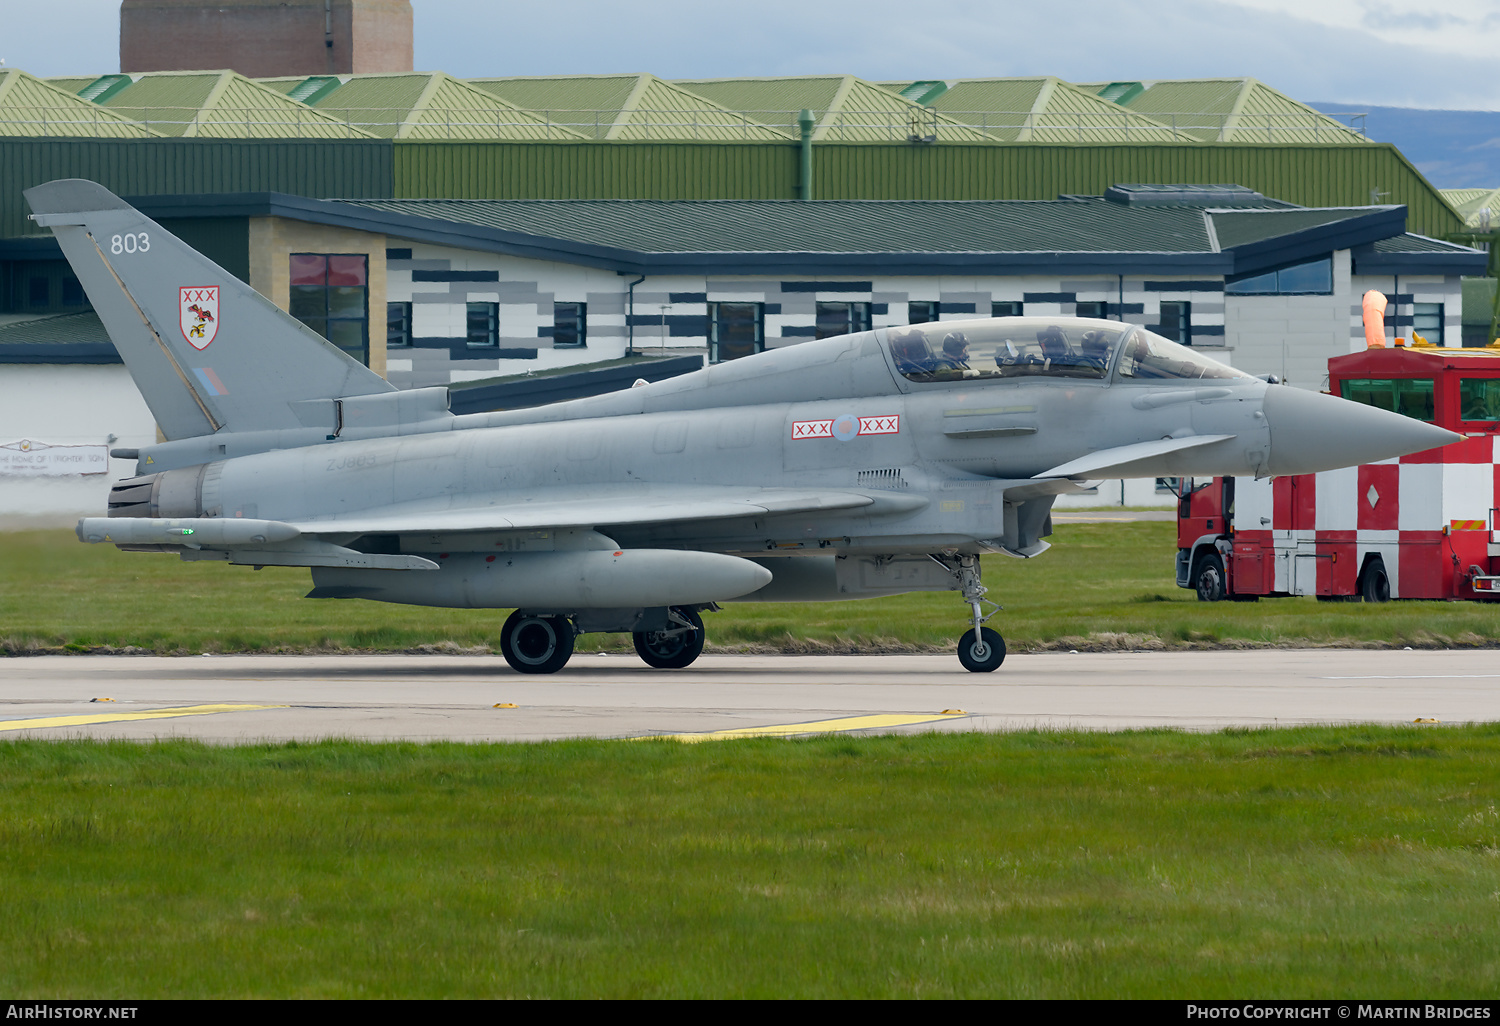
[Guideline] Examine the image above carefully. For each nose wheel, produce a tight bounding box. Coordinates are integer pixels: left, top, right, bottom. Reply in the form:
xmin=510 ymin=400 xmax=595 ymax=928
xmin=931 ymin=553 xmax=1005 ymax=672
xmin=958 ymin=627 xmax=1006 ymax=673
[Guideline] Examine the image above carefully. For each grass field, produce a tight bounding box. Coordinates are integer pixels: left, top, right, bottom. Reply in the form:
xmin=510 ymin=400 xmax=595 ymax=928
xmin=3 ymin=524 xmax=1499 ymax=655
xmin=2 ymin=727 xmax=1498 ymax=998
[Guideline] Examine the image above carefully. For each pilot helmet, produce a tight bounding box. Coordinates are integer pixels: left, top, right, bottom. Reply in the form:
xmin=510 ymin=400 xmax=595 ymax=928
xmin=1037 ymin=325 xmax=1068 ymax=353
xmin=942 ymin=331 xmax=969 ymax=355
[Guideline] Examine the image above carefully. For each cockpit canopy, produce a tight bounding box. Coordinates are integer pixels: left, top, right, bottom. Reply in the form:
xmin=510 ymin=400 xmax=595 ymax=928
xmin=885 ymin=318 xmax=1254 ymax=384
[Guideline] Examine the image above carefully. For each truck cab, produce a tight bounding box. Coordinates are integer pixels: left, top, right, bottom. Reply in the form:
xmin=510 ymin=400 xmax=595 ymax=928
xmin=1176 ymin=343 xmax=1500 ymax=602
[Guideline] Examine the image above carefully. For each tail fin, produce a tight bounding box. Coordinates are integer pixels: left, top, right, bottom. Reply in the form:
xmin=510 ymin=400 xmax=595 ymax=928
xmin=25 ymin=179 xmax=394 ymax=440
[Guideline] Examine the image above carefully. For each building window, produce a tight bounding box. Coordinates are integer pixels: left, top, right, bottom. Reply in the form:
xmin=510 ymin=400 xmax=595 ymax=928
xmin=467 ymin=302 xmax=498 ymax=347
xmin=708 ymin=302 xmax=763 ymax=362
xmin=28 ymin=276 xmax=48 ymax=308
xmin=1413 ymin=303 xmax=1444 ymax=345
xmin=290 ymin=253 xmax=369 ymax=365
xmin=1076 ymin=301 xmax=1107 ymax=318
xmin=1225 ymin=256 xmax=1333 ymax=296
xmin=1158 ymin=301 xmax=1191 ymax=343
xmin=992 ymin=301 xmax=1023 ymax=318
xmin=554 ymin=302 xmax=586 ymax=348
xmin=909 ymin=301 xmax=940 ymax=324
xmin=815 ymin=301 xmax=872 ymax=339
xmin=386 ymin=302 xmax=411 ymax=348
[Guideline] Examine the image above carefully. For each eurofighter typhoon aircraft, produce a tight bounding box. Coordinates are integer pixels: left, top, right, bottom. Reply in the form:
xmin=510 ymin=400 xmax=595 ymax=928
xmin=30 ymin=180 xmax=1460 ymax=673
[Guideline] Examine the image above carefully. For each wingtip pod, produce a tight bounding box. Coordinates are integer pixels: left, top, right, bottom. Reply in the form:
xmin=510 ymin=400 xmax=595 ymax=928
xmin=76 ymin=517 xmax=301 ymax=547
xmin=1263 ymin=386 xmax=1461 ymax=476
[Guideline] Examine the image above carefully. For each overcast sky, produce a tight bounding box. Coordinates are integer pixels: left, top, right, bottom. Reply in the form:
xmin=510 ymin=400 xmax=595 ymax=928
xmin=3 ymin=0 xmax=1499 ymax=110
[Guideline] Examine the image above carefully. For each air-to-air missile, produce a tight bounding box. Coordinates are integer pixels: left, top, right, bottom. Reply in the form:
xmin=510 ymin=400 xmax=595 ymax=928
xmin=29 ymin=180 xmax=1459 ymax=674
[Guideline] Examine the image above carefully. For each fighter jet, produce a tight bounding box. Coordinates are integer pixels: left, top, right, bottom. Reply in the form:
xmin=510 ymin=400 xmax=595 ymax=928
xmin=28 ymin=180 xmax=1460 ymax=673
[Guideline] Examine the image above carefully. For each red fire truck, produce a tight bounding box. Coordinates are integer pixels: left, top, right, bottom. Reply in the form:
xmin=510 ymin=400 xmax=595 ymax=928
xmin=1176 ymin=342 xmax=1500 ymax=602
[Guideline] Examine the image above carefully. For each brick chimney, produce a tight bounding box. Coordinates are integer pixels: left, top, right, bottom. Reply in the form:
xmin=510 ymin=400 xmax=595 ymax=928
xmin=120 ymin=0 xmax=414 ymax=77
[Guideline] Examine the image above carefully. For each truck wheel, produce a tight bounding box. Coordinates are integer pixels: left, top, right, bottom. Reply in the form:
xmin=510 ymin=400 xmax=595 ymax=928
xmin=1360 ymin=559 xmax=1391 ymax=603
xmin=1194 ymin=553 xmax=1226 ymax=602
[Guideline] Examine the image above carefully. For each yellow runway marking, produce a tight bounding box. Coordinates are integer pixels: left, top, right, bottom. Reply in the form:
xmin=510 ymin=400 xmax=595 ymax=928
xmin=0 ymin=704 xmax=284 ymax=733
xmin=657 ymin=711 xmax=969 ymax=743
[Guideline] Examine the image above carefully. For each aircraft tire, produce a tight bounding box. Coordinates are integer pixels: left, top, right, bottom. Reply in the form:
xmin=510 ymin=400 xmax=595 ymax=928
xmin=1194 ymin=552 xmax=1226 ymax=602
xmin=633 ymin=607 xmax=705 ymax=669
xmin=500 ymin=611 xmax=575 ymax=674
xmin=958 ymin=627 xmax=1005 ymax=673
xmin=1360 ymin=558 xmax=1391 ymax=603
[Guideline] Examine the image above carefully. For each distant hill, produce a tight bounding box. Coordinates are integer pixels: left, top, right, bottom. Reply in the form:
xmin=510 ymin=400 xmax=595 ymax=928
xmin=1306 ymin=102 xmax=1500 ymax=189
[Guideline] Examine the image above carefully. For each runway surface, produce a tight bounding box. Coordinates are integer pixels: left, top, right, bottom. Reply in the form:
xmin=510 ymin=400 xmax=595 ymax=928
xmin=1 ymin=648 xmax=1496 ymax=743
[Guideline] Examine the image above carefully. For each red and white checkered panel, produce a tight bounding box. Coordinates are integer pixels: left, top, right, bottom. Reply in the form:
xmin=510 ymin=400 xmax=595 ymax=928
xmin=1232 ymin=435 xmax=1498 ymax=598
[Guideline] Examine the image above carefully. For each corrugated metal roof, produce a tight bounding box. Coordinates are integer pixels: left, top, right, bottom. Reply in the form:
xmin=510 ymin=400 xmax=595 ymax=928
xmin=44 ymin=76 xmax=102 ymax=96
xmin=1441 ymin=187 xmax=1500 ymax=228
xmin=469 ymin=74 xmax=792 ymax=141
xmin=1121 ymin=79 xmax=1366 ymax=144
xmin=910 ymin=78 xmax=1179 ymax=142
xmin=674 ymin=75 xmax=993 ymax=142
xmin=99 ymin=71 xmax=372 ymax=138
xmin=258 ymin=76 xmax=310 ymax=96
xmin=309 ymin=72 xmax=585 ymax=140
xmin=1209 ymin=207 xmax=1376 ymax=248
xmin=1370 ymin=233 xmax=1480 ymax=254
xmin=0 ymin=311 xmax=109 ymax=344
xmin=342 ymin=196 xmax=1219 ymax=253
xmin=0 ymin=70 xmax=160 ymax=138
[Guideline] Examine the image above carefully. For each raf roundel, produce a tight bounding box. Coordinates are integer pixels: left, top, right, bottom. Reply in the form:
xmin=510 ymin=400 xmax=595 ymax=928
xmin=180 ymin=286 xmax=219 ymax=350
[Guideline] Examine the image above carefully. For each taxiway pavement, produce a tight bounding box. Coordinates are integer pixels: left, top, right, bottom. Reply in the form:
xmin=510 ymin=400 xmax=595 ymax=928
xmin=0 ymin=649 xmax=1495 ymax=743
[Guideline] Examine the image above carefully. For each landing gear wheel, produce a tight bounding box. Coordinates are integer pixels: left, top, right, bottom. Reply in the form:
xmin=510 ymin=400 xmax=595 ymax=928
xmin=1194 ymin=552 xmax=1226 ymax=602
xmin=1361 ymin=559 xmax=1391 ymax=603
xmin=500 ymin=611 xmax=575 ymax=674
xmin=633 ymin=607 xmax=705 ymax=669
xmin=958 ymin=627 xmax=1005 ymax=673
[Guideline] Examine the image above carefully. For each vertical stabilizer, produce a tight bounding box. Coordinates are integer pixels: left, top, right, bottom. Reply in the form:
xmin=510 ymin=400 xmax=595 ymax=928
xmin=24 ymin=179 xmax=395 ymax=440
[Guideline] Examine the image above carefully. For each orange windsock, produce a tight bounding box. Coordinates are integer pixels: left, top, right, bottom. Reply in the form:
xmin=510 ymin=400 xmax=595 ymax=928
xmin=1362 ymin=290 xmax=1388 ymax=349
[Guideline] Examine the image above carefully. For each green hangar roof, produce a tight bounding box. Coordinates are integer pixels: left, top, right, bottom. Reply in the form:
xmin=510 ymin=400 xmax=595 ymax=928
xmin=0 ymin=70 xmax=160 ymax=138
xmin=673 ymin=75 xmax=994 ymax=143
xmin=72 ymin=70 xmax=373 ymax=138
xmin=1077 ymin=78 xmax=1366 ymax=144
xmin=881 ymin=77 xmax=1181 ymax=143
xmin=469 ymin=75 xmax=793 ymax=141
xmin=1440 ymin=187 xmax=1500 ymax=228
xmin=298 ymin=72 xmax=586 ymax=140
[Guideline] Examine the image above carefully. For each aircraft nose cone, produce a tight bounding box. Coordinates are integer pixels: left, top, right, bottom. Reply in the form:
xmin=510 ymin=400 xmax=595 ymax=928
xmin=1263 ymin=386 xmax=1461 ymax=476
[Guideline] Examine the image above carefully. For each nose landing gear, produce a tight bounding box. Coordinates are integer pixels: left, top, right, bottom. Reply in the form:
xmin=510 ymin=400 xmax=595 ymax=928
xmin=933 ymin=553 xmax=1005 ymax=672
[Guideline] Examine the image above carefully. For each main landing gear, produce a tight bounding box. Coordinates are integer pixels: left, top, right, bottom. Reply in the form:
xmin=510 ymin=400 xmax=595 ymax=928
xmin=633 ymin=607 xmax=705 ymax=669
xmin=499 ymin=611 xmax=575 ymax=674
xmin=934 ymin=554 xmax=1006 ymax=672
xmin=499 ymin=606 xmax=707 ymax=675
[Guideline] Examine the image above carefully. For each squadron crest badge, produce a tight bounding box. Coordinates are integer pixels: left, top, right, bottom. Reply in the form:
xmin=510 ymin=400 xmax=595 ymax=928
xmin=179 ymin=286 xmax=219 ymax=350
